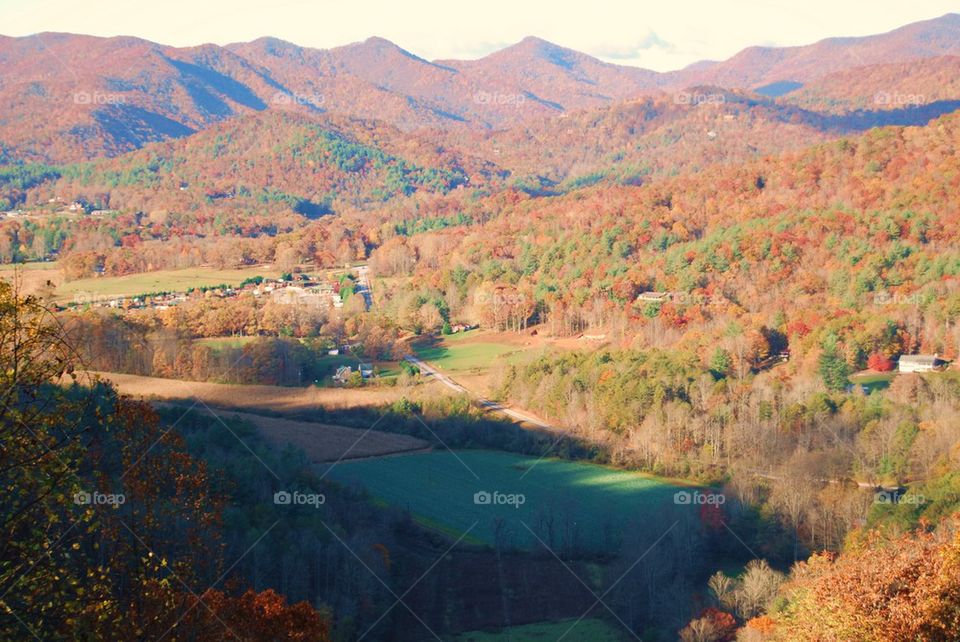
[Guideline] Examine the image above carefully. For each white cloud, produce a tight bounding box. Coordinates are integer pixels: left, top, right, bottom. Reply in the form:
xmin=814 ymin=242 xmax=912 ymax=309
xmin=590 ymin=32 xmax=674 ymax=60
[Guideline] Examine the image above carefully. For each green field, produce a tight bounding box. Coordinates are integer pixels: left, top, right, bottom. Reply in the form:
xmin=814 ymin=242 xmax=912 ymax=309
xmin=55 ymin=266 xmax=281 ymax=302
xmin=450 ymin=618 xmax=627 ymax=641
xmin=441 ymin=328 xmax=484 ymax=342
xmin=850 ymin=372 xmax=896 ymax=392
xmin=325 ymin=450 xmax=682 ymax=551
xmin=194 ymin=336 xmax=259 ymax=349
xmin=414 ymin=341 xmax=518 ymax=372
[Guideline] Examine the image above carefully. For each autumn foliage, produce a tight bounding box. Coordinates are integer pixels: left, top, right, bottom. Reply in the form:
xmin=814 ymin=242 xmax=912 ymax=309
xmin=0 ymin=281 xmax=330 ymax=641
xmin=867 ymin=351 xmax=895 ymax=372
xmin=771 ymin=520 xmax=960 ymax=641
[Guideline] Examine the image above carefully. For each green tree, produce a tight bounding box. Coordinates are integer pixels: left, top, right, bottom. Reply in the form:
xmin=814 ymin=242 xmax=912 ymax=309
xmin=818 ymin=334 xmax=850 ymax=391
xmin=710 ymin=347 xmax=732 ymax=378
xmin=0 ymin=280 xmax=96 ymax=640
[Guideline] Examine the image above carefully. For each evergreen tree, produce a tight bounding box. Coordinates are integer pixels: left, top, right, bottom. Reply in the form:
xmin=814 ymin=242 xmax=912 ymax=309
xmin=818 ymin=334 xmax=850 ymax=391
xmin=710 ymin=347 xmax=733 ymax=378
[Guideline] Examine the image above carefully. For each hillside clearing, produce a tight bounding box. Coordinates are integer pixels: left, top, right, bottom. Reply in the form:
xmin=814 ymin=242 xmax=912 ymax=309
xmin=324 ymin=450 xmax=683 ymax=552
xmin=169 ymin=404 xmax=430 ymax=462
xmin=90 ymin=371 xmax=443 ymax=412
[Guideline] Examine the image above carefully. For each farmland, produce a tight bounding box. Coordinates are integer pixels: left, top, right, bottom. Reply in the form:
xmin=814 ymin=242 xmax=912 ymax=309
xmin=171 ymin=405 xmax=430 ymax=462
xmin=54 ymin=265 xmax=282 ymax=303
xmin=411 ymin=328 xmax=589 ymax=385
xmin=92 ymin=370 xmax=443 ymax=412
xmin=193 ymin=336 xmax=259 ymax=350
xmin=411 ymin=329 xmax=548 ymax=396
xmin=413 ymin=339 xmax=518 ymax=373
xmin=0 ymin=261 xmax=284 ymax=302
xmin=0 ymin=261 xmax=62 ymax=294
xmin=324 ymin=450 xmax=683 ymax=552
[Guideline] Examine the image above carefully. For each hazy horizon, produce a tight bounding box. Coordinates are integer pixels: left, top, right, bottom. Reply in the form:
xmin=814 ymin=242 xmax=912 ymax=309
xmin=1 ymin=0 xmax=958 ymax=71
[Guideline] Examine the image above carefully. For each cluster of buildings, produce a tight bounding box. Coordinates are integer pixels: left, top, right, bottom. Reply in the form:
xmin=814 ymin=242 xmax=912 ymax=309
xmin=332 ymin=362 xmax=375 ymax=384
xmin=2 ymin=200 xmax=116 ymax=220
xmin=267 ymin=280 xmax=344 ymax=309
xmin=50 ymin=197 xmax=116 ymax=217
xmin=71 ymin=273 xmax=350 ymax=312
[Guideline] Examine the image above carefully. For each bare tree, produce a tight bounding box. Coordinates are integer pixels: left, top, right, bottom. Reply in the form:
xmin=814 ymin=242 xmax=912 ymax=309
xmin=735 ymin=559 xmax=784 ymax=619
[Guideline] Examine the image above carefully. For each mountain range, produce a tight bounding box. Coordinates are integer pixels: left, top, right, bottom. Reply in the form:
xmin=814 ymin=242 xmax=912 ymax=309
xmin=2 ymin=13 xmax=960 ymax=163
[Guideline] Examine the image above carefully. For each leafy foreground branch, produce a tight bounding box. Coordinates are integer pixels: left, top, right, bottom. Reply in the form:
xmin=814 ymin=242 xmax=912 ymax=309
xmin=0 ymin=280 xmax=329 ymax=640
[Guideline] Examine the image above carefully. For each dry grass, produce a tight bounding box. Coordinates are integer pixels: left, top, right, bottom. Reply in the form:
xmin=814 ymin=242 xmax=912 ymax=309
xmin=0 ymin=263 xmax=64 ymax=295
xmin=178 ymin=405 xmax=431 ymax=463
xmin=93 ymin=371 xmax=437 ymax=461
xmin=92 ymin=371 xmax=433 ymax=412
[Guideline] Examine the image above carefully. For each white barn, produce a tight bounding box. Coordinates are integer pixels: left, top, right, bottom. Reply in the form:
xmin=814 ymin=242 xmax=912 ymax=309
xmin=898 ymin=354 xmax=948 ymax=373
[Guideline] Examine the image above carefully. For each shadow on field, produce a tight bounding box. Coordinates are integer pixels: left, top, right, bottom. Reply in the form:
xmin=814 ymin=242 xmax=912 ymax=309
xmin=409 ymin=334 xmax=449 ymax=362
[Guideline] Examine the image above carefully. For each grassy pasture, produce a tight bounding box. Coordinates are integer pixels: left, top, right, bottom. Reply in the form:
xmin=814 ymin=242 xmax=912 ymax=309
xmin=55 ymin=265 xmax=280 ymax=302
xmin=1 ymin=262 xmax=284 ymax=302
xmin=324 ymin=450 xmax=682 ymax=552
xmin=414 ymin=341 xmax=518 ymax=373
xmin=850 ymin=372 xmax=896 ymax=392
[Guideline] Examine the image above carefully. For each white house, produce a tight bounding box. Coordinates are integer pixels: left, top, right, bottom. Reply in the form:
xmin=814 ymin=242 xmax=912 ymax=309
xmin=898 ymin=354 xmax=949 ymax=373
xmin=636 ymin=291 xmax=670 ymax=303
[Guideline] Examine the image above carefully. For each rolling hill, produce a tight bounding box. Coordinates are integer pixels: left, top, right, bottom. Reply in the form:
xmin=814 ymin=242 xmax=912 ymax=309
xmin=782 ymin=54 xmax=960 ymax=113
xmin=16 ymin=110 xmax=493 ymax=215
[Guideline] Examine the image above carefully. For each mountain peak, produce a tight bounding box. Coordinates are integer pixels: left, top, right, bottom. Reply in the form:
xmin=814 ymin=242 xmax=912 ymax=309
xmin=510 ymin=36 xmax=573 ymax=54
xmin=243 ymin=36 xmax=299 ymax=49
xmin=489 ymin=36 xmax=589 ymax=70
xmin=333 ymin=35 xmax=441 ymax=69
xmin=362 ymin=35 xmax=398 ymax=48
xmin=517 ymin=35 xmax=558 ymax=47
xmin=338 ymin=35 xmax=408 ymax=56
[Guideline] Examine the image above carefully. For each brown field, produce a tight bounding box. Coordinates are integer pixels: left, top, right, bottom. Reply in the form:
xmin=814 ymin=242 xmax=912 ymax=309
xmin=92 ymin=371 xmax=438 ymax=412
xmin=92 ymin=371 xmax=437 ymax=461
xmin=170 ymin=405 xmax=431 ymax=463
xmin=0 ymin=262 xmax=64 ymax=295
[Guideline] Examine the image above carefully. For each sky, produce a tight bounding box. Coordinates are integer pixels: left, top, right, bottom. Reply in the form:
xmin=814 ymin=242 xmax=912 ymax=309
xmin=1 ymin=0 xmax=957 ymax=71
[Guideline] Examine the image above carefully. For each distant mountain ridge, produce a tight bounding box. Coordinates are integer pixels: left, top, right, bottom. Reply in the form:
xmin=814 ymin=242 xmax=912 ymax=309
xmin=1 ymin=13 xmax=959 ymax=162
xmin=667 ymin=12 xmax=960 ymax=89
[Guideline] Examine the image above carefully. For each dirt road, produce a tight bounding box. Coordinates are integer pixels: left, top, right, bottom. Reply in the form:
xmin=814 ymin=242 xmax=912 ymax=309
xmin=402 ymin=356 xmax=558 ymax=431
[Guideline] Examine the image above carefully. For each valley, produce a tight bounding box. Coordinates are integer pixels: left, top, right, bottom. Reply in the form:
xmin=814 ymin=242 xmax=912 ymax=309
xmin=4 ymin=7 xmax=960 ymax=642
